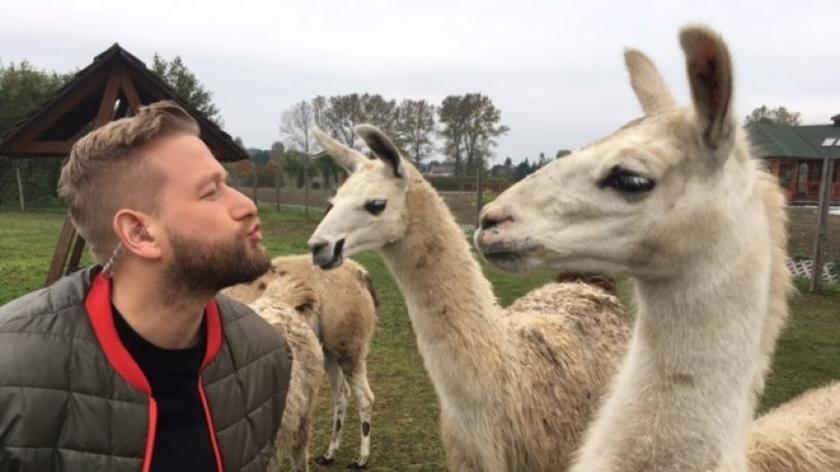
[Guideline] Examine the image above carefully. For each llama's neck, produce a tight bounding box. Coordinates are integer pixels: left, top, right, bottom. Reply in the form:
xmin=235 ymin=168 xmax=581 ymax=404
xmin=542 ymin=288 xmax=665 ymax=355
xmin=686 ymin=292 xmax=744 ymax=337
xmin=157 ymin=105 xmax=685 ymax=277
xmin=576 ymin=166 xmax=788 ymax=471
xmin=380 ymin=173 xmax=506 ymax=401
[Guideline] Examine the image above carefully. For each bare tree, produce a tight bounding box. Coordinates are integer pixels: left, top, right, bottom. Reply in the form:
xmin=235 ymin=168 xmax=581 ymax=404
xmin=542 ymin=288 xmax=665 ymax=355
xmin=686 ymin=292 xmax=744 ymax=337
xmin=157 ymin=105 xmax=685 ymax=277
xmin=745 ymin=105 xmax=802 ymax=126
xmin=396 ymin=99 xmax=436 ymax=167
xmin=280 ymin=101 xmax=316 ymax=218
xmin=321 ymin=93 xmax=399 ymax=149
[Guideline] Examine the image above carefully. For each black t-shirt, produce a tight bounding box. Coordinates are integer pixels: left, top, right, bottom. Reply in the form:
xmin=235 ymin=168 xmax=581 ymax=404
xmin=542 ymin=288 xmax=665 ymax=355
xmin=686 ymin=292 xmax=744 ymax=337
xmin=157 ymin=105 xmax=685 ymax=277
xmin=113 ymin=306 xmax=216 ymax=472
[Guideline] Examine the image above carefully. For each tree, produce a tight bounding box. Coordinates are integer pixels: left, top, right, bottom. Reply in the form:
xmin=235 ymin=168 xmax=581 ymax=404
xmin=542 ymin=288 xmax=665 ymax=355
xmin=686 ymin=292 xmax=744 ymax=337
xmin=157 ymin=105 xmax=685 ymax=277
xmin=280 ymin=101 xmax=318 ymax=218
xmin=0 ymin=60 xmax=71 ymax=208
xmin=555 ymin=150 xmax=571 ymax=159
xmin=282 ymin=150 xmax=309 ymax=188
xmin=315 ymin=153 xmax=344 ymax=189
xmin=514 ymin=158 xmax=533 ymax=181
xmin=268 ymin=141 xmax=285 ymax=210
xmin=321 ymin=93 xmax=398 ymax=149
xmin=280 ymin=101 xmax=316 ymax=155
xmin=0 ymin=60 xmax=70 ymax=133
xmin=151 ymin=53 xmax=223 ymax=125
xmin=537 ymin=152 xmax=548 ymax=168
xmin=395 ymin=99 xmax=436 ymax=166
xmin=438 ymin=93 xmax=509 ymax=177
xmin=247 ymin=148 xmax=271 ymax=166
xmin=744 ymin=105 xmax=801 ymax=126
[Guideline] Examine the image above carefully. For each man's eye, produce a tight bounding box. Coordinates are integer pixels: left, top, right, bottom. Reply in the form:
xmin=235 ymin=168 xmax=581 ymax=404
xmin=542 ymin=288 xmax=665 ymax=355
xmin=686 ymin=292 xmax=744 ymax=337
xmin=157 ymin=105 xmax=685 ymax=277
xmin=203 ymin=185 xmax=220 ymax=199
xmin=364 ymin=199 xmax=387 ymax=215
xmin=601 ymin=167 xmax=655 ymax=194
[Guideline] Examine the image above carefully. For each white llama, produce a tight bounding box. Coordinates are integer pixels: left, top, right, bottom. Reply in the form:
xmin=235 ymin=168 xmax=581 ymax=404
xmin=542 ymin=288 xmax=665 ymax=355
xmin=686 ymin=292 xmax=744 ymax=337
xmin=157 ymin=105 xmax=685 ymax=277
xmin=225 ymin=256 xmax=378 ymax=469
xmin=308 ymin=126 xmax=631 ymax=471
xmin=476 ymin=25 xmax=839 ymax=472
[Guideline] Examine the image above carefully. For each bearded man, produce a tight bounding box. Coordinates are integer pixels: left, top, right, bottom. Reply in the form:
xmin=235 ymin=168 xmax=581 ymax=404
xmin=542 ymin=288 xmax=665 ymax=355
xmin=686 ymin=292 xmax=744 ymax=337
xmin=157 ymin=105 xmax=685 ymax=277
xmin=0 ymin=101 xmax=292 ymax=472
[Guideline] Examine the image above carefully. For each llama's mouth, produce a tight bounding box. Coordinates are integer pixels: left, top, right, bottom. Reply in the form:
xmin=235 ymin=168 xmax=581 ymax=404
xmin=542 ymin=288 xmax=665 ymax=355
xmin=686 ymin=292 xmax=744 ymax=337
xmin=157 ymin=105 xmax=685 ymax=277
xmin=311 ymin=238 xmax=346 ymax=270
xmin=481 ymin=250 xmax=534 ymax=273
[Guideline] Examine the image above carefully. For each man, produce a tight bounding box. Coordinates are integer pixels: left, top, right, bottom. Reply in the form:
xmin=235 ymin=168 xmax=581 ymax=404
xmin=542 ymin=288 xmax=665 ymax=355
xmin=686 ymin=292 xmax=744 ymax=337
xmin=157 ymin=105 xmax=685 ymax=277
xmin=0 ymin=101 xmax=292 ymax=471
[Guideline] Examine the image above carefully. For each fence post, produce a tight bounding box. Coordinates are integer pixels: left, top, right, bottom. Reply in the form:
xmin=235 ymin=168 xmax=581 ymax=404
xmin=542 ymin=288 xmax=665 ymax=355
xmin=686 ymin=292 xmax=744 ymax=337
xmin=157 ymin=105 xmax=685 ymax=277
xmin=475 ymin=158 xmax=484 ymax=224
xmin=15 ymin=161 xmax=25 ymax=213
xmin=810 ymin=157 xmax=835 ymax=292
xmin=251 ymin=167 xmax=258 ymax=207
xmin=304 ymin=154 xmax=310 ymax=220
xmin=275 ymin=162 xmax=281 ymax=212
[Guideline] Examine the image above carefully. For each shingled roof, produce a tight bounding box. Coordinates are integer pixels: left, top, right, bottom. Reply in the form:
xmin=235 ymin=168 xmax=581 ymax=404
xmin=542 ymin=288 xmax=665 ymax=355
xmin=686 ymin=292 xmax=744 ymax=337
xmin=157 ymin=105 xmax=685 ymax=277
xmin=0 ymin=43 xmax=248 ymax=161
xmin=747 ymin=116 xmax=840 ymax=160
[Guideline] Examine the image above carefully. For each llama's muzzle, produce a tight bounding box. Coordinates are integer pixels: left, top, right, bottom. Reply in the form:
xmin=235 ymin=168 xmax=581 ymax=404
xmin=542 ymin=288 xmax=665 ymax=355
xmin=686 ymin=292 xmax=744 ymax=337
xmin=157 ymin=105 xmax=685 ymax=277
xmin=309 ymin=238 xmax=346 ymax=270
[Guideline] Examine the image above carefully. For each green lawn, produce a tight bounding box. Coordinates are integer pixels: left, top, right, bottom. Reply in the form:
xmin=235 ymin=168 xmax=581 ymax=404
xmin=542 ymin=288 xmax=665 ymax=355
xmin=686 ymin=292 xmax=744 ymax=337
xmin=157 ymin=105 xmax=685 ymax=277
xmin=1 ymin=208 xmax=838 ymax=471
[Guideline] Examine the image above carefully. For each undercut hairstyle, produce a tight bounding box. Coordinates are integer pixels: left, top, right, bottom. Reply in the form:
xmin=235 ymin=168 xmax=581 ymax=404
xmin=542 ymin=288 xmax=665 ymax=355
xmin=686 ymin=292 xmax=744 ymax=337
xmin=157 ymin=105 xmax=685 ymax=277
xmin=58 ymin=100 xmax=200 ymax=264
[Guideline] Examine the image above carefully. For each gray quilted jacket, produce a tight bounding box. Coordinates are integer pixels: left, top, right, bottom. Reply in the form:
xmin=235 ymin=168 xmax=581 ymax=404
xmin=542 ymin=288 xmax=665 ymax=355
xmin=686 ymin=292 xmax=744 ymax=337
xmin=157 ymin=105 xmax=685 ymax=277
xmin=0 ymin=267 xmax=292 ymax=472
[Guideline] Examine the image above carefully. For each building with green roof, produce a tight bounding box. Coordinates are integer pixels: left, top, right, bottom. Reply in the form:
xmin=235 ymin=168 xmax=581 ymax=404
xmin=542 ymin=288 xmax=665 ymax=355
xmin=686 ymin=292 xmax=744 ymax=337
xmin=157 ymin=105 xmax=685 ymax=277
xmin=747 ymin=114 xmax=840 ymax=204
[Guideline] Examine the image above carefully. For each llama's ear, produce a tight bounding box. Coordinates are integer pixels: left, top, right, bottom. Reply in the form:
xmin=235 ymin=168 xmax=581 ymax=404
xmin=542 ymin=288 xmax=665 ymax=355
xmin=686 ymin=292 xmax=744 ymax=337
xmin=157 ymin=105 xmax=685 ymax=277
xmin=314 ymin=128 xmax=364 ymax=173
xmin=624 ymin=48 xmax=676 ymax=115
xmin=356 ymin=124 xmax=404 ymax=179
xmin=680 ymin=26 xmax=735 ymax=160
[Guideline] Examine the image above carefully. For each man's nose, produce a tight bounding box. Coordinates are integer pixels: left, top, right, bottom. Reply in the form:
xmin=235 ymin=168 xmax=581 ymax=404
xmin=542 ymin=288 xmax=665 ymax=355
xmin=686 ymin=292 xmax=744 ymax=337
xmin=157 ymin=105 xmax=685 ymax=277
xmin=230 ymin=187 xmax=258 ymax=219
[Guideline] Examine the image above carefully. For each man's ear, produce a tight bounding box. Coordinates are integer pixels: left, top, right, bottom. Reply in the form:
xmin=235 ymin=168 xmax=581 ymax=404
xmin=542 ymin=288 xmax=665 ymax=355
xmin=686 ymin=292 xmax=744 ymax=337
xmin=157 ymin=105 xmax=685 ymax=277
xmin=113 ymin=210 xmax=161 ymax=260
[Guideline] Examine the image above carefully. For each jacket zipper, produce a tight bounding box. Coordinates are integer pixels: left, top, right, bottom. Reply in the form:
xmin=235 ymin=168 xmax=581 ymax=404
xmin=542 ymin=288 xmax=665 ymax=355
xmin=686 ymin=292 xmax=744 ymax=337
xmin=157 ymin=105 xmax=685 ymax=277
xmin=199 ymin=380 xmax=225 ymax=472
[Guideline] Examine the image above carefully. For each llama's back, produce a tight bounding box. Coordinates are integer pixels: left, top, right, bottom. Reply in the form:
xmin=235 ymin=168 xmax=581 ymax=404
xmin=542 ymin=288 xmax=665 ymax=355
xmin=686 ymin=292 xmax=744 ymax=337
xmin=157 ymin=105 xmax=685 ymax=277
xmin=507 ymin=279 xmax=631 ymax=348
xmin=498 ymin=281 xmax=632 ymax=470
xmin=748 ymin=381 xmax=840 ymax=472
xmin=223 ymin=255 xmax=378 ymax=343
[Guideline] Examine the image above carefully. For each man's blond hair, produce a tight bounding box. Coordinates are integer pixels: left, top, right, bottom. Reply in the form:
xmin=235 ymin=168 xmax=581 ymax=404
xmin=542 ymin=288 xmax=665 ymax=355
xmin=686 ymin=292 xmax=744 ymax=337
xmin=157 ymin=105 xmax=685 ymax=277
xmin=58 ymin=100 xmax=200 ymax=264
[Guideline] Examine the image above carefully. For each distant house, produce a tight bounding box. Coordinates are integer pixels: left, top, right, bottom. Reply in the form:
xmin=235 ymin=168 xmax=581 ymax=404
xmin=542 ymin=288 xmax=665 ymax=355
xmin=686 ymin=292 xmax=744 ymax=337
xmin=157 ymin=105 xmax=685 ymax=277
xmin=426 ymin=161 xmax=456 ymax=177
xmin=748 ymin=114 xmax=840 ymax=204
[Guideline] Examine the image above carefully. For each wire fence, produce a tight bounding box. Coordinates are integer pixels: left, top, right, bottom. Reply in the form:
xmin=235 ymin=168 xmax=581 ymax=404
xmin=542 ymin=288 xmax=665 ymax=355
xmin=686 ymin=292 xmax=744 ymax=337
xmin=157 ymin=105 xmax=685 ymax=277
xmin=2 ymin=158 xmax=836 ymax=275
xmin=0 ymin=157 xmax=65 ymax=211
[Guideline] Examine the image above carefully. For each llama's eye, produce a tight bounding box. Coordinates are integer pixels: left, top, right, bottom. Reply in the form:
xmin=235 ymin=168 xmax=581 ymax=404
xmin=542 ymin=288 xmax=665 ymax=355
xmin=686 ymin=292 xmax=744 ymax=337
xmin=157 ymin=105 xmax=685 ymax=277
xmin=364 ymin=199 xmax=387 ymax=215
xmin=324 ymin=203 xmax=333 ymax=215
xmin=601 ymin=167 xmax=655 ymax=194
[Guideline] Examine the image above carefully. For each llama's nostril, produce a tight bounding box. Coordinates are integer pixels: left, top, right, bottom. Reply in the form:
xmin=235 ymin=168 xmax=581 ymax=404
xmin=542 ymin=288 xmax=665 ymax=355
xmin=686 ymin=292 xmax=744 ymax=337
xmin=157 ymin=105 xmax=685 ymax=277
xmin=480 ymin=211 xmax=514 ymax=231
xmin=310 ymin=241 xmax=328 ymax=255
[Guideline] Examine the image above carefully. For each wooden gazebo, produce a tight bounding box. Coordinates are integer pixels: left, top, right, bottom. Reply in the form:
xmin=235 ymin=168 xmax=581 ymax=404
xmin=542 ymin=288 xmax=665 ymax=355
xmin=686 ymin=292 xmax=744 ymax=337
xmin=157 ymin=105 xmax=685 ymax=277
xmin=0 ymin=44 xmax=248 ymax=285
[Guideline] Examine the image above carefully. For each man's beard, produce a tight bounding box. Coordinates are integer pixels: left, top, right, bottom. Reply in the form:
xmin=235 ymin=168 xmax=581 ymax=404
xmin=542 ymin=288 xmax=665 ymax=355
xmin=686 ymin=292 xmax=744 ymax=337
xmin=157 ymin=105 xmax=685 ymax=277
xmin=162 ymin=231 xmax=271 ymax=302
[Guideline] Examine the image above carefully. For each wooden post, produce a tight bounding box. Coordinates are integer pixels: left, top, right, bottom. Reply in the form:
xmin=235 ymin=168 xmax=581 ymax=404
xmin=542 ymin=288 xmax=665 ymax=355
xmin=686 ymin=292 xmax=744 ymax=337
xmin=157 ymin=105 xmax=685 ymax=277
xmin=475 ymin=155 xmax=484 ymax=224
xmin=15 ymin=162 xmax=25 ymax=213
xmin=251 ymin=167 xmax=258 ymax=207
xmin=66 ymin=232 xmax=87 ymax=274
xmin=810 ymin=157 xmax=835 ymax=292
xmin=275 ymin=160 xmax=281 ymax=212
xmin=46 ymin=217 xmax=78 ymax=285
xmin=304 ymin=153 xmax=310 ymax=220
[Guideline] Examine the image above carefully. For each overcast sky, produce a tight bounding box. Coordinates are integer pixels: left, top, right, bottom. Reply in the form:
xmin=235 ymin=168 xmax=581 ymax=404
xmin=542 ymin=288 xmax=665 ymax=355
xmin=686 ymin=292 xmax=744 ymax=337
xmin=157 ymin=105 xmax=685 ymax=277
xmin=2 ymin=0 xmax=837 ymax=164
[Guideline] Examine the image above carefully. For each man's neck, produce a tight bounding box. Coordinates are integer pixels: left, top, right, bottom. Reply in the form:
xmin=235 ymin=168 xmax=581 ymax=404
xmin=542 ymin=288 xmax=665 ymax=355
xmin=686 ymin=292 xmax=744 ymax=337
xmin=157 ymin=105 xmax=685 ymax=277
xmin=110 ymin=273 xmax=209 ymax=350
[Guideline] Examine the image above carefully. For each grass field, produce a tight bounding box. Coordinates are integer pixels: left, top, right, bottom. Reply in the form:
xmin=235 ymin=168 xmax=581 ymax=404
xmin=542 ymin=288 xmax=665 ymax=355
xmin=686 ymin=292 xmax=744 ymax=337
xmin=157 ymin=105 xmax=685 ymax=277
xmin=1 ymin=208 xmax=839 ymax=471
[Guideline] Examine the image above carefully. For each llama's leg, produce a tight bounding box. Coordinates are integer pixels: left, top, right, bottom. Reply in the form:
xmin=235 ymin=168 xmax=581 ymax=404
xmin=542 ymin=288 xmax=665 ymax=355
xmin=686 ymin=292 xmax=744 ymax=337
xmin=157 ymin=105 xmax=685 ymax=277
xmin=346 ymin=362 xmax=375 ymax=469
xmin=316 ymin=354 xmax=349 ymax=466
xmin=441 ymin=416 xmax=473 ymax=471
xmin=287 ymin=417 xmax=311 ymax=472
